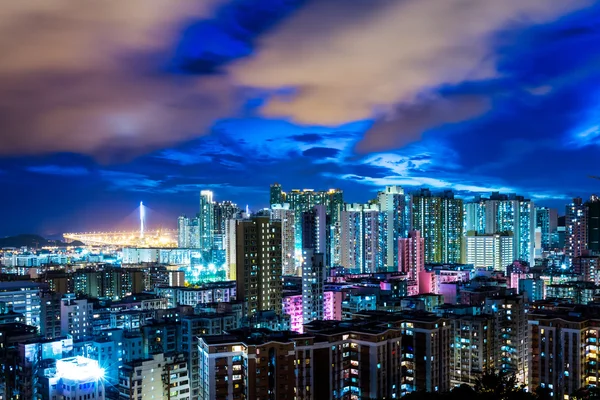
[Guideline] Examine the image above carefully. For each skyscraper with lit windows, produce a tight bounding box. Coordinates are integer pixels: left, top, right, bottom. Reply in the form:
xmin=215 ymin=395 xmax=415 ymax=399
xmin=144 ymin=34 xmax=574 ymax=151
xmin=271 ymin=185 xmax=343 ymax=266
xmin=588 ymin=195 xmax=600 ymax=253
xmin=377 ymin=186 xmax=412 ymax=269
xmin=270 ymin=182 xmax=285 ymax=206
xmin=234 ymin=215 xmax=283 ymax=317
xmin=340 ymin=203 xmax=381 ymax=273
xmin=412 ymin=189 xmax=463 ymax=264
xmin=271 ymin=204 xmax=296 ymax=276
xmin=398 ymin=230 xmax=424 ymax=281
xmin=566 ymin=197 xmax=588 ymax=265
xmin=213 ymin=200 xmax=239 ymax=250
xmin=535 ymin=206 xmax=557 ymax=251
xmin=199 ymin=190 xmax=215 ymax=251
xmin=464 ymin=200 xmax=486 ymax=234
xmin=302 ymin=249 xmax=325 ymax=325
xmin=301 ymin=205 xmax=327 ymax=255
xmin=465 ymin=193 xmax=535 ymax=264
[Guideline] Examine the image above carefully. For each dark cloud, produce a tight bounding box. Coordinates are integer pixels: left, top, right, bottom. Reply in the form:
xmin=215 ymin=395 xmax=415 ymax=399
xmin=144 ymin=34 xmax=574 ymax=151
xmin=290 ymin=133 xmax=324 ymax=143
xmin=356 ymin=95 xmax=491 ymax=153
xmin=302 ymin=147 xmax=340 ymax=158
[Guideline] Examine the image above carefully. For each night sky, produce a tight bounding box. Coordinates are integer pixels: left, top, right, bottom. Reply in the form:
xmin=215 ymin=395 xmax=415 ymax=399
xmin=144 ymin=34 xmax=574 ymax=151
xmin=1 ymin=0 xmax=600 ymax=236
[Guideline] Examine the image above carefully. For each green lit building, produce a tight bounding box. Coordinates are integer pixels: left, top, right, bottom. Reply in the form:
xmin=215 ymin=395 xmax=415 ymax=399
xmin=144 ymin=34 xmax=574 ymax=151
xmin=412 ymin=189 xmax=463 ymax=264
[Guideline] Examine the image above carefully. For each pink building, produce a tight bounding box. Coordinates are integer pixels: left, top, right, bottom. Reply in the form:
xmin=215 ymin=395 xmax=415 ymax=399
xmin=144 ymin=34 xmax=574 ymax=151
xmin=507 ymin=261 xmax=531 ymax=290
xmin=407 ymin=282 xmax=419 ymax=296
xmin=282 ymin=294 xmax=303 ymax=333
xmin=418 ymin=271 xmax=435 ymax=294
xmin=399 ymin=230 xmax=425 ymax=288
xmin=323 ymin=291 xmax=342 ymax=321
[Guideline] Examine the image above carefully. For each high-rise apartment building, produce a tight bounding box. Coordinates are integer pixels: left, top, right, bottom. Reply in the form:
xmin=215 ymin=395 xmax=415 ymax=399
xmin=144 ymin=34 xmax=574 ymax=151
xmin=464 ymin=232 xmax=514 ymax=270
xmin=573 ymin=255 xmax=600 ymax=284
xmin=177 ymin=215 xmax=190 ymax=248
xmin=271 ymin=204 xmax=296 ymax=275
xmin=398 ymin=230 xmax=424 ymax=282
xmin=484 ymin=295 xmax=528 ymax=385
xmin=412 ymin=189 xmax=463 ymax=264
xmin=528 ymin=309 xmax=600 ymax=398
xmin=305 ymin=321 xmax=405 ymax=399
xmin=40 ymin=291 xmax=62 ymax=339
xmin=448 ymin=314 xmax=495 ymax=387
xmin=340 ymin=203 xmax=381 ymax=273
xmin=73 ymin=267 xmax=144 ymax=299
xmin=163 ymin=354 xmax=191 ymax=400
xmin=464 ymin=201 xmax=486 ymax=234
xmin=304 ymin=313 xmax=451 ymax=398
xmin=235 ymin=216 xmax=283 ymax=317
xmin=396 ymin=314 xmax=452 ymax=395
xmin=377 ymin=186 xmax=412 ymax=269
xmin=274 ymin=185 xmax=344 ymax=266
xmin=339 ymin=206 xmax=362 ymax=272
xmin=118 ymin=353 xmax=165 ymax=399
xmin=302 ymin=205 xmax=327 ymax=255
xmin=270 ymin=182 xmax=285 ymax=206
xmin=198 ymin=330 xmax=300 ymax=400
xmin=0 ymin=281 xmax=42 ymax=327
xmin=224 ymin=216 xmax=243 ymax=280
xmin=178 ymin=215 xmax=201 ymax=248
xmin=302 ymin=249 xmax=325 ymax=326
xmin=466 ymin=193 xmax=535 ymax=264
xmin=61 ymin=294 xmax=93 ymax=341
xmin=588 ymin=195 xmax=600 ymax=253
xmin=566 ymin=197 xmax=588 ymax=264
xmin=199 ymin=190 xmax=215 ymax=251
xmin=535 ymin=207 xmax=558 ymax=251
xmin=213 ymin=200 xmax=239 ymax=250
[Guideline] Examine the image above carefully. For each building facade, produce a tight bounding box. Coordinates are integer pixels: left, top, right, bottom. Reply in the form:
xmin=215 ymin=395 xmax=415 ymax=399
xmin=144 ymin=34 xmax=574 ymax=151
xmin=464 ymin=233 xmax=514 ymax=270
xmin=412 ymin=189 xmax=463 ymax=264
xmin=398 ymin=230 xmax=425 ymax=286
xmin=566 ymin=197 xmax=588 ymax=265
xmin=235 ymin=216 xmax=283 ymax=317
xmin=377 ymin=186 xmax=412 ymax=270
xmin=271 ymin=204 xmax=297 ymax=275
xmin=302 ymin=250 xmax=325 ymax=326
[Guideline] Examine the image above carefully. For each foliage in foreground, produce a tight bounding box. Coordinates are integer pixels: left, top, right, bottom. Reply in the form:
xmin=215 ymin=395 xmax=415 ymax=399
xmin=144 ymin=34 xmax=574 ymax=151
xmin=400 ymin=370 xmax=553 ymax=400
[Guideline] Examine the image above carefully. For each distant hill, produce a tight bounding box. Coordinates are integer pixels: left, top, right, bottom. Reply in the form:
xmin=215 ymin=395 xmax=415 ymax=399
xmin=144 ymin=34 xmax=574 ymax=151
xmin=0 ymin=234 xmax=84 ymax=249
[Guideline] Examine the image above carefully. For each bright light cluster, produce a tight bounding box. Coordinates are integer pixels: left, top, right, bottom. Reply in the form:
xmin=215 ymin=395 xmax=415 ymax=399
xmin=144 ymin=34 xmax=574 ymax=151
xmin=56 ymin=356 xmax=105 ymax=381
xmin=63 ymin=230 xmax=177 ymax=247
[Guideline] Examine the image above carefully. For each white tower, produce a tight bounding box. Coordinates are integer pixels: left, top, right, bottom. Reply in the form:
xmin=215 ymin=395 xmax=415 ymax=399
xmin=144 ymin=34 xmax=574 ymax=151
xmin=140 ymin=201 xmax=145 ymax=239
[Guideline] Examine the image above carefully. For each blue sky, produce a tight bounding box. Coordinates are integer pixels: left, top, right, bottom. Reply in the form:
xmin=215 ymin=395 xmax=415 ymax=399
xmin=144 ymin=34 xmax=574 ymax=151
xmin=1 ymin=0 xmax=600 ymax=236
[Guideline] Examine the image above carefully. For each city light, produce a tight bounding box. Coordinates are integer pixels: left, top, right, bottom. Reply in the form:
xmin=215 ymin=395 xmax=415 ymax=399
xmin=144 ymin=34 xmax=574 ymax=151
xmin=56 ymin=356 xmax=105 ymax=381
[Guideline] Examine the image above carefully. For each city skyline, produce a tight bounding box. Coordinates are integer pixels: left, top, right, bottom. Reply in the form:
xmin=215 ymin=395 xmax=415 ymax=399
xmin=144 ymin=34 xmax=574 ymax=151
xmin=2 ymin=1 xmax=600 ymax=236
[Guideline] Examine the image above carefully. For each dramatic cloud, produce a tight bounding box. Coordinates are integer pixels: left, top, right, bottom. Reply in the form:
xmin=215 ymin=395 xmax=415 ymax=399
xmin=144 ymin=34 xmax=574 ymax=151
xmin=357 ymin=95 xmax=491 ymax=152
xmin=0 ymin=0 xmax=237 ymax=158
xmin=230 ymin=0 xmax=592 ymax=149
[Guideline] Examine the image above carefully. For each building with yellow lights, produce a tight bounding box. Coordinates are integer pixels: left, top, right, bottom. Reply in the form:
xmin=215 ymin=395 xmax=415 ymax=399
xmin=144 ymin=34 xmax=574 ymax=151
xmin=529 ymin=307 xmax=600 ymax=399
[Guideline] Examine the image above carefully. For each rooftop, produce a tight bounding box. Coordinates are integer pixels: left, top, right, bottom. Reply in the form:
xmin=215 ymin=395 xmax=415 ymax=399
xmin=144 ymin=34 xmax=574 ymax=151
xmin=200 ymin=328 xmax=308 ymax=346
